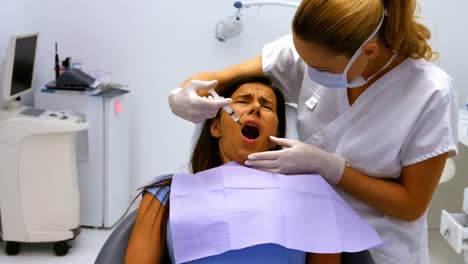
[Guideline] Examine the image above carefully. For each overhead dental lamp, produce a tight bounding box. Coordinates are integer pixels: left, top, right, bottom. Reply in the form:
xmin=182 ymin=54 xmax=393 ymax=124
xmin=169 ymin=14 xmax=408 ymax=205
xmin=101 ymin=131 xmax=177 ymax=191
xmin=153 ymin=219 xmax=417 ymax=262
xmin=215 ymin=1 xmax=299 ymax=42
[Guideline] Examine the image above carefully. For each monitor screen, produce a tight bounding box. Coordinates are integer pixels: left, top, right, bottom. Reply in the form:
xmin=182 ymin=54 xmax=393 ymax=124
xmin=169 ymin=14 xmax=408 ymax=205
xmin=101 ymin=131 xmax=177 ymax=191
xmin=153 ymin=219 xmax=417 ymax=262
xmin=10 ymin=35 xmax=37 ymax=97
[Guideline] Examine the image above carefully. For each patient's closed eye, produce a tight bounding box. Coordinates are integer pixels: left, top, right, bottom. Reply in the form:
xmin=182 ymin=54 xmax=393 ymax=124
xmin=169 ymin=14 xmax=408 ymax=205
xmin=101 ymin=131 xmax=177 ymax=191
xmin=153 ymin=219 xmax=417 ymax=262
xmin=262 ymin=104 xmax=273 ymax=110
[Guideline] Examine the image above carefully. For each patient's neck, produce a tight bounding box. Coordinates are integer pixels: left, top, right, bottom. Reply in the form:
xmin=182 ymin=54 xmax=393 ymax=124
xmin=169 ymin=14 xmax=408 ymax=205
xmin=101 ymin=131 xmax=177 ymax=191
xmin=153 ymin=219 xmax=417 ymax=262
xmin=221 ymin=156 xmax=246 ymax=166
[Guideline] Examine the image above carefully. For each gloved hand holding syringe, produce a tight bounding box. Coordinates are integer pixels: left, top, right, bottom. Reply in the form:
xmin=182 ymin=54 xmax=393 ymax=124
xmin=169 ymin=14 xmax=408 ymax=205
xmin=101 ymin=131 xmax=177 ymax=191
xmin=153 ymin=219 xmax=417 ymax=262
xmin=168 ymin=79 xmax=241 ymax=125
xmin=168 ymin=80 xmax=229 ymax=123
xmin=208 ymin=88 xmax=242 ymax=126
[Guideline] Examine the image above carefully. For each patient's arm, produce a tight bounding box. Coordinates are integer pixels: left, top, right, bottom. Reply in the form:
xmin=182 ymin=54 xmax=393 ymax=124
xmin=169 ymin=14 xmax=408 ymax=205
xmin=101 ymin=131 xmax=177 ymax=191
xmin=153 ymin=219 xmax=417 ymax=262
xmin=307 ymin=253 xmax=341 ymax=264
xmin=124 ymin=193 xmax=168 ymax=264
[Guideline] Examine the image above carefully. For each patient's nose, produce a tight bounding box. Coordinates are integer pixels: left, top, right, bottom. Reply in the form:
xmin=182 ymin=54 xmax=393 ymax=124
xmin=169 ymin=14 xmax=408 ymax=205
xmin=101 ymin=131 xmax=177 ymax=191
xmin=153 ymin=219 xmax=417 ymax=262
xmin=247 ymin=102 xmax=261 ymax=117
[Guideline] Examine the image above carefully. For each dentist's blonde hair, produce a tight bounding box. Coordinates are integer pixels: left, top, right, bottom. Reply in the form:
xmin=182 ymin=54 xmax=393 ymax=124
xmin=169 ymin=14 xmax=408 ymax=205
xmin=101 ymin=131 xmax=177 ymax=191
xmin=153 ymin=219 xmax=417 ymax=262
xmin=292 ymin=0 xmax=438 ymax=61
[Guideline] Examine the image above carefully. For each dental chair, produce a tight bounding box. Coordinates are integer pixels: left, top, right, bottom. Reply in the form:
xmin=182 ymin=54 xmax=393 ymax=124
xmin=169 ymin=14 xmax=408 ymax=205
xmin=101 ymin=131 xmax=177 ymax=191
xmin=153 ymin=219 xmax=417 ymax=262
xmin=95 ymin=210 xmax=137 ymax=264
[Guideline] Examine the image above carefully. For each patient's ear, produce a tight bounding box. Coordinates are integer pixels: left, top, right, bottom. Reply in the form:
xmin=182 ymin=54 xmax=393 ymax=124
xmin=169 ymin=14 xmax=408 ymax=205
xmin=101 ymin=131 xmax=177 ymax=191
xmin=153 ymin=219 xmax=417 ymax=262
xmin=210 ymin=119 xmax=221 ymax=138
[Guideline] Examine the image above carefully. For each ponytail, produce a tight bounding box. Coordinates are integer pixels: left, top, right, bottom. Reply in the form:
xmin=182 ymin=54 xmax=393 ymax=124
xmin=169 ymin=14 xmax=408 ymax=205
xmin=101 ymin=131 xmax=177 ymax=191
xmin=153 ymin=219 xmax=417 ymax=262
xmin=382 ymin=0 xmax=438 ymax=61
xmin=293 ymin=0 xmax=437 ymax=61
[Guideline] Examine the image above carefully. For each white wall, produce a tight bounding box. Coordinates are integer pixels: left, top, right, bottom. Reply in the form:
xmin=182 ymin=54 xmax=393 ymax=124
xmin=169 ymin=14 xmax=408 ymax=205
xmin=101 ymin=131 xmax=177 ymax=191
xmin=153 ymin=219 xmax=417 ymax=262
xmin=0 ymin=0 xmax=466 ymax=206
xmin=0 ymin=2 xmax=26 ymax=58
xmin=420 ymin=0 xmax=468 ymax=107
xmin=0 ymin=1 xmax=27 ymax=106
xmin=0 ymin=0 xmax=297 ymax=199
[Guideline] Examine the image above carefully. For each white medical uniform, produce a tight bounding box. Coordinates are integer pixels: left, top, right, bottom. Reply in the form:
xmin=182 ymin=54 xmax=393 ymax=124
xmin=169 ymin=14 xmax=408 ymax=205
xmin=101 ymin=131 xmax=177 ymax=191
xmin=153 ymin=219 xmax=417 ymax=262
xmin=262 ymin=35 xmax=459 ymax=264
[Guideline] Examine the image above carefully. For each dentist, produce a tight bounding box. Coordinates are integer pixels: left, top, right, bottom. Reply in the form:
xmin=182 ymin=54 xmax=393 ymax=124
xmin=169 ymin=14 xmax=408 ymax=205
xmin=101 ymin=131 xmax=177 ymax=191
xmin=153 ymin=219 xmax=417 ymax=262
xmin=168 ymin=0 xmax=458 ymax=263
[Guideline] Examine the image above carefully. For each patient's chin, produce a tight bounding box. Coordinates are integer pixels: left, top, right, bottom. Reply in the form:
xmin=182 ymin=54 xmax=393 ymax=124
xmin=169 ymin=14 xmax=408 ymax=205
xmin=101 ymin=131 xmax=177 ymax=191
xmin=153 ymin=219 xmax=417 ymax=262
xmin=234 ymin=157 xmax=247 ymax=166
xmin=225 ymin=148 xmax=266 ymax=166
xmin=225 ymin=154 xmax=250 ymax=166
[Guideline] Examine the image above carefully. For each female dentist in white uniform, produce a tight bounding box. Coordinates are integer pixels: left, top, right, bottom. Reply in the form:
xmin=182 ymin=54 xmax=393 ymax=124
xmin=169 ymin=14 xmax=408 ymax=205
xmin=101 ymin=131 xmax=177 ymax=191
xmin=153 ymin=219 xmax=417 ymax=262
xmin=168 ymin=0 xmax=459 ymax=263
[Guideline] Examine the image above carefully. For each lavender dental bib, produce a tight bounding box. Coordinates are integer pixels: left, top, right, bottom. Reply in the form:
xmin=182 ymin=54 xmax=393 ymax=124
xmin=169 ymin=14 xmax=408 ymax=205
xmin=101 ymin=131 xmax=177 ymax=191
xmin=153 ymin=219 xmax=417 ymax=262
xmin=169 ymin=162 xmax=382 ymax=264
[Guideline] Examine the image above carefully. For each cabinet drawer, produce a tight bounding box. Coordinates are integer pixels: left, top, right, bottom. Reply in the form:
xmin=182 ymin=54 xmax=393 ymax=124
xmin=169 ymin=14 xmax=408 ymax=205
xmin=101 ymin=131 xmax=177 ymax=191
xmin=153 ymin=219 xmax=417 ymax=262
xmin=440 ymin=209 xmax=468 ymax=253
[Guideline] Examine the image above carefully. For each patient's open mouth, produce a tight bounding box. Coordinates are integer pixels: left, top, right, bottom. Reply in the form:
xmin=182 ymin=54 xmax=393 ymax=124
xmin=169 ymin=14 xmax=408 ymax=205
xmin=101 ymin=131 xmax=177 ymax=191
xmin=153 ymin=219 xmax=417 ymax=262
xmin=241 ymin=124 xmax=260 ymax=140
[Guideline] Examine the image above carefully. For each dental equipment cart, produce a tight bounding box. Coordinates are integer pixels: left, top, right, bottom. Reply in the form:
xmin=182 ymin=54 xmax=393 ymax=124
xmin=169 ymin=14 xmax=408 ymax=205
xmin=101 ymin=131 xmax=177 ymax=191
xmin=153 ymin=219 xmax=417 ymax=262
xmin=0 ymin=107 xmax=87 ymax=256
xmin=34 ymin=89 xmax=130 ymax=228
xmin=440 ymin=109 xmax=468 ymax=263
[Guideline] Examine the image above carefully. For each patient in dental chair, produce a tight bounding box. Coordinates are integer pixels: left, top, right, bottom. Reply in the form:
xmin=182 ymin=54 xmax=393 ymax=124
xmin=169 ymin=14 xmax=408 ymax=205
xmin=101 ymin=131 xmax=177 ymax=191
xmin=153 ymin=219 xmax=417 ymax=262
xmin=124 ymin=75 xmax=379 ymax=264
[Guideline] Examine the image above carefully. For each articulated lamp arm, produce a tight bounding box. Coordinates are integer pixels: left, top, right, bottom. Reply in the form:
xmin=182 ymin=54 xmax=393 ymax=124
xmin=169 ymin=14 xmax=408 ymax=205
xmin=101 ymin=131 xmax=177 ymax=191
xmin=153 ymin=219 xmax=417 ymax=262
xmin=215 ymin=1 xmax=299 ymax=41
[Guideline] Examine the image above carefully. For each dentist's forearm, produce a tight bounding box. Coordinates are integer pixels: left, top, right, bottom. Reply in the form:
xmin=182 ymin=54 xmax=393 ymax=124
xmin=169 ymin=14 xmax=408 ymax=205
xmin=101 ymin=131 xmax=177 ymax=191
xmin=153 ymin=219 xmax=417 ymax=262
xmin=337 ymin=153 xmax=447 ymax=221
xmin=337 ymin=166 xmax=421 ymax=221
xmin=180 ymin=56 xmax=263 ymax=88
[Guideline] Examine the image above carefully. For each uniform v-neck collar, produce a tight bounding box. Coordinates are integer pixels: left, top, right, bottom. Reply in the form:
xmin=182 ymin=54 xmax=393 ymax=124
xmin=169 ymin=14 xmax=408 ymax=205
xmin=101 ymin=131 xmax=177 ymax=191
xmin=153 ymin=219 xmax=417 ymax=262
xmin=339 ymin=58 xmax=411 ymax=113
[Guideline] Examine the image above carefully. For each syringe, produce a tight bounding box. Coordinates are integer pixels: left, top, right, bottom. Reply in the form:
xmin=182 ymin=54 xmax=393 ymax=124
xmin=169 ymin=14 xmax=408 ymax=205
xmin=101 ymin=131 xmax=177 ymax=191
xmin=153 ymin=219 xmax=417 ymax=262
xmin=208 ymin=89 xmax=242 ymax=125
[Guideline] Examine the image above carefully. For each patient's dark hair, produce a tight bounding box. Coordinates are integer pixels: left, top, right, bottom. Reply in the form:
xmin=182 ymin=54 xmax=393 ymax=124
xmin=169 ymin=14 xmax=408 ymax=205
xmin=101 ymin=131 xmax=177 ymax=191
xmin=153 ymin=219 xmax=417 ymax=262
xmin=132 ymin=75 xmax=286 ymax=205
xmin=191 ymin=75 xmax=286 ymax=173
xmin=122 ymin=75 xmax=286 ymax=242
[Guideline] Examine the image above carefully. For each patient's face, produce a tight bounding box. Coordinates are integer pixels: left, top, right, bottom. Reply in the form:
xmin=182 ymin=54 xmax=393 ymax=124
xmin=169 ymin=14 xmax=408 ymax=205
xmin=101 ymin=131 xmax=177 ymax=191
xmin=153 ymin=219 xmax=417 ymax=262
xmin=210 ymin=83 xmax=279 ymax=164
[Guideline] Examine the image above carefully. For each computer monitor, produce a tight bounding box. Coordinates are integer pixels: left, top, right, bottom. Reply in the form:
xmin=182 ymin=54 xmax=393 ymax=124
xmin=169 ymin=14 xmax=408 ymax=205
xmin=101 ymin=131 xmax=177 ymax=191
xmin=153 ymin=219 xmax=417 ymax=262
xmin=1 ymin=33 xmax=38 ymax=110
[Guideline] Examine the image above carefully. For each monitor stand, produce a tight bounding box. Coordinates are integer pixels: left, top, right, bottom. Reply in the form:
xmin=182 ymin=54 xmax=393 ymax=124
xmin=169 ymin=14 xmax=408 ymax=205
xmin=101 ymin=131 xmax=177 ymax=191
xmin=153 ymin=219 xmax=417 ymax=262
xmin=0 ymin=99 xmax=23 ymax=121
xmin=2 ymin=99 xmax=22 ymax=112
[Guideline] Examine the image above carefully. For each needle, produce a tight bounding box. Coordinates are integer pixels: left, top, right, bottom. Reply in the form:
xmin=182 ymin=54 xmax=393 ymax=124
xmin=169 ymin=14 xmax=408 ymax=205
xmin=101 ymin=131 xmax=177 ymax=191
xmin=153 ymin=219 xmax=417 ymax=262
xmin=208 ymin=89 xmax=242 ymax=126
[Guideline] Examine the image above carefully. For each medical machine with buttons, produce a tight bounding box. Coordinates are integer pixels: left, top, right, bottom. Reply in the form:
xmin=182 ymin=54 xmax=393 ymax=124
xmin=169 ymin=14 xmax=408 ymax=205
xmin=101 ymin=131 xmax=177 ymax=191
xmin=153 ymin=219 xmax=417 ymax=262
xmin=0 ymin=33 xmax=87 ymax=256
xmin=35 ymin=86 xmax=131 ymax=229
xmin=440 ymin=109 xmax=468 ymax=263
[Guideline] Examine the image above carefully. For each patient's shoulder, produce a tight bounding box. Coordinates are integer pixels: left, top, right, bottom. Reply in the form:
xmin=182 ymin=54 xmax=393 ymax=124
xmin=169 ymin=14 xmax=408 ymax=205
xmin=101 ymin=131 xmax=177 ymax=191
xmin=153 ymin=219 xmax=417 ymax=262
xmin=144 ymin=174 xmax=172 ymax=206
xmin=150 ymin=174 xmax=173 ymax=184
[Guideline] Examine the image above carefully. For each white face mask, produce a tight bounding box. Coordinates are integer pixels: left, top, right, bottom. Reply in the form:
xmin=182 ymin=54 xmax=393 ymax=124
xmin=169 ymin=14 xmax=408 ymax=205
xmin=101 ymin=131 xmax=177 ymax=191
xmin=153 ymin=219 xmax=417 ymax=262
xmin=307 ymin=10 xmax=395 ymax=89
